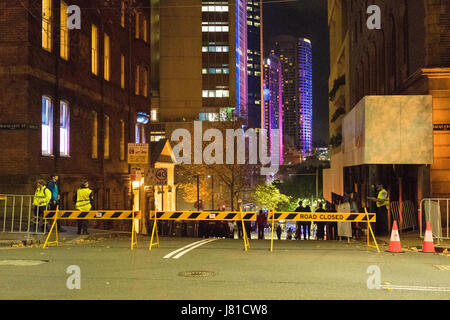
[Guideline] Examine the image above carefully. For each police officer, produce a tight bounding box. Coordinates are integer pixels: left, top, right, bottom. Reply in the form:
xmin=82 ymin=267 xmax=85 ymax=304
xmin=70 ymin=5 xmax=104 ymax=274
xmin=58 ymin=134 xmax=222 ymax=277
xmin=32 ymin=179 xmax=52 ymax=232
xmin=371 ymin=184 xmax=389 ymax=236
xmin=73 ymin=180 xmax=94 ymax=235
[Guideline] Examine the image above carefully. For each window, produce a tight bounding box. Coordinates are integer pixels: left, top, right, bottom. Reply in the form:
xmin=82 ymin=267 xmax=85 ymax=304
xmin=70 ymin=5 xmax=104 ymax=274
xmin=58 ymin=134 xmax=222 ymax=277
xmin=91 ymin=25 xmax=99 ymax=75
xmin=150 ymin=109 xmax=158 ymax=122
xmin=135 ymin=65 xmax=140 ymax=95
xmin=135 ymin=124 xmax=145 ymax=143
xmin=142 ymin=67 xmax=148 ymax=97
xmin=59 ymin=101 xmax=70 ymax=156
xmin=121 ymin=54 xmax=125 ymax=89
xmin=104 ymin=33 xmax=110 ymax=81
xmin=104 ymin=115 xmax=110 ymax=159
xmin=135 ymin=12 xmax=140 ymax=39
xmin=42 ymin=0 xmax=52 ymax=51
xmin=120 ymin=119 xmax=125 ymax=161
xmin=92 ymin=111 xmax=98 ymax=159
xmin=60 ymin=1 xmax=69 ymax=60
xmin=120 ymin=0 xmax=125 ymax=28
xmin=42 ymin=96 xmax=53 ymax=155
xmin=143 ymin=18 xmax=148 ymax=42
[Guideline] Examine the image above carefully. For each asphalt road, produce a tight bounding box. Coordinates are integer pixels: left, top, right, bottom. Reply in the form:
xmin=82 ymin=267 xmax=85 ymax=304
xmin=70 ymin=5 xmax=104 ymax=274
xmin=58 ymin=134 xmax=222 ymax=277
xmin=0 ymin=236 xmax=449 ymax=300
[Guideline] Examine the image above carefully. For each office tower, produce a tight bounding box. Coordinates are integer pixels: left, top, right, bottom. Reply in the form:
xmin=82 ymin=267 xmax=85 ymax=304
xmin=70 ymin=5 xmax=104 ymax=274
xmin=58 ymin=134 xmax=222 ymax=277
xmin=271 ymin=35 xmax=313 ymax=156
xmin=263 ymin=54 xmax=283 ymax=164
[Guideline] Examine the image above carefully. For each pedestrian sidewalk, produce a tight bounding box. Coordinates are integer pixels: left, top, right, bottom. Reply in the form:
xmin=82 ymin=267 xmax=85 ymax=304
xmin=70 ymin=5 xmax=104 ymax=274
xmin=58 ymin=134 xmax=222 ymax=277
xmin=376 ymin=230 xmax=450 ymax=252
xmin=0 ymin=226 xmax=129 ymax=247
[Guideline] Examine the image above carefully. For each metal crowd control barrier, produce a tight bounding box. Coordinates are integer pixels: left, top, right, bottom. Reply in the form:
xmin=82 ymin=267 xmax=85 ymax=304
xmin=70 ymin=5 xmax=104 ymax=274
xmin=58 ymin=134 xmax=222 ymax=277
xmin=267 ymin=208 xmax=379 ymax=253
xmin=149 ymin=209 xmax=257 ymax=251
xmin=0 ymin=194 xmax=48 ymax=234
xmin=43 ymin=207 xmax=141 ymax=249
xmin=420 ymin=198 xmax=450 ymax=243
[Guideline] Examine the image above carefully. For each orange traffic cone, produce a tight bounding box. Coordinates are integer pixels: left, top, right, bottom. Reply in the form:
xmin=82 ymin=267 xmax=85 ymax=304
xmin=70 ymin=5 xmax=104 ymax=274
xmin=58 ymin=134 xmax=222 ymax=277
xmin=422 ymin=221 xmax=435 ymax=253
xmin=388 ymin=221 xmax=402 ymax=253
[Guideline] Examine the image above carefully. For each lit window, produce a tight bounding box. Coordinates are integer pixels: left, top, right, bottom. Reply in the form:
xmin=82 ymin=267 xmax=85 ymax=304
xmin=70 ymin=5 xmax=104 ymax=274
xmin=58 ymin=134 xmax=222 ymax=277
xmin=41 ymin=96 xmax=53 ymax=155
xmin=42 ymin=0 xmax=52 ymax=51
xmin=60 ymin=1 xmax=69 ymax=60
xmin=91 ymin=25 xmax=99 ymax=75
xmin=92 ymin=111 xmax=98 ymax=159
xmin=121 ymin=0 xmax=125 ymax=27
xmin=120 ymin=119 xmax=125 ymax=161
xmin=202 ymin=90 xmax=208 ymax=98
xmin=141 ymin=66 xmax=148 ymax=97
xmin=121 ymin=54 xmax=125 ymax=89
xmin=135 ymin=65 xmax=140 ymax=95
xmin=104 ymin=34 xmax=110 ymax=81
xmin=135 ymin=12 xmax=140 ymax=39
xmin=202 ymin=68 xmax=207 ymax=74
xmin=59 ymin=101 xmax=70 ymax=156
xmin=143 ymin=18 xmax=148 ymax=42
xmin=151 ymin=109 xmax=158 ymax=122
xmin=104 ymin=115 xmax=110 ymax=159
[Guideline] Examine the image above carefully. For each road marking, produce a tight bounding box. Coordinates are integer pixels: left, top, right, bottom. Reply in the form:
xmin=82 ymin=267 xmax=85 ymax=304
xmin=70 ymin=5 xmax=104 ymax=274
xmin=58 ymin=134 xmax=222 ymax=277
xmin=381 ymin=284 xmax=450 ymax=292
xmin=433 ymin=265 xmax=450 ymax=271
xmin=163 ymin=239 xmax=215 ymax=259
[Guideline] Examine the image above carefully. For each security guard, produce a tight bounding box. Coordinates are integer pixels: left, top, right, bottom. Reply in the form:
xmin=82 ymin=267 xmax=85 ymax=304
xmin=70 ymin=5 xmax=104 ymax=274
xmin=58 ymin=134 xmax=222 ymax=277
xmin=73 ymin=180 xmax=94 ymax=235
xmin=372 ymin=184 xmax=390 ymax=236
xmin=32 ymin=179 xmax=52 ymax=231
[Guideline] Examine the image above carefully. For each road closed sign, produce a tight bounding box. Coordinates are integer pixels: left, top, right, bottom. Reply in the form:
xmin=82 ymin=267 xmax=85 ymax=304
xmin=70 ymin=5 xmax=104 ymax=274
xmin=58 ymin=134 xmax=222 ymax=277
xmin=128 ymin=143 xmax=148 ymax=164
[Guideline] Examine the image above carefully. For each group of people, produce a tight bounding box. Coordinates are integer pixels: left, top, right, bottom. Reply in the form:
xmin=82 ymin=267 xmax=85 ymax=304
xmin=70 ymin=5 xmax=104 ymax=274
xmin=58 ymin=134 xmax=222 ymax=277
xmin=33 ymin=176 xmax=94 ymax=235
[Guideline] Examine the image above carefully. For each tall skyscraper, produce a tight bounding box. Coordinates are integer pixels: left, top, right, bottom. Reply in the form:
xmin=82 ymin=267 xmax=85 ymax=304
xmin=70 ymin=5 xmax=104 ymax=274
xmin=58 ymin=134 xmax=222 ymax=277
xmin=156 ymin=0 xmax=249 ymax=123
xmin=271 ymin=35 xmax=313 ymax=156
xmin=246 ymin=0 xmax=262 ymax=129
xmin=263 ymin=54 xmax=283 ymax=164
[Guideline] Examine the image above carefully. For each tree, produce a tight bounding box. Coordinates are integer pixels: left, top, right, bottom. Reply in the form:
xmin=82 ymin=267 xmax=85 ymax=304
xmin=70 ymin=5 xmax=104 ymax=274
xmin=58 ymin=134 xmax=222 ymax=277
xmin=252 ymin=184 xmax=291 ymax=211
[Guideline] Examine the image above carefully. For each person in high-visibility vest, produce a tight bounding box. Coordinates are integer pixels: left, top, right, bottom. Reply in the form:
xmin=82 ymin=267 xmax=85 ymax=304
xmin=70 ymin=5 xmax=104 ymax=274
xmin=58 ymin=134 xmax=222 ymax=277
xmin=371 ymin=184 xmax=390 ymax=236
xmin=73 ymin=180 xmax=94 ymax=235
xmin=32 ymin=179 xmax=52 ymax=232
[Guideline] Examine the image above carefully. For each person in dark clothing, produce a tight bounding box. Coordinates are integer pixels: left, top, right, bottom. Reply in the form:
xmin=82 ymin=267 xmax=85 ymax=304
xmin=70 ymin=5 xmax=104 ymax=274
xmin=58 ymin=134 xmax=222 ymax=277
xmin=47 ymin=175 xmax=66 ymax=232
xmin=257 ymin=210 xmax=267 ymax=239
xmin=244 ymin=221 xmax=252 ymax=240
xmin=276 ymin=223 xmax=282 ymax=240
xmin=325 ymin=202 xmax=338 ymax=240
xmin=315 ymin=203 xmax=326 ymax=240
xmin=295 ymin=201 xmax=311 ymax=240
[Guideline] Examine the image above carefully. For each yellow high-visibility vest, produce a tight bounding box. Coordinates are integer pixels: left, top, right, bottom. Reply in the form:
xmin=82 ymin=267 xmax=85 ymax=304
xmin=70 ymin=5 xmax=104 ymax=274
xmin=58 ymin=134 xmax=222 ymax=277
xmin=377 ymin=188 xmax=390 ymax=208
xmin=75 ymin=188 xmax=93 ymax=211
xmin=33 ymin=186 xmax=51 ymax=207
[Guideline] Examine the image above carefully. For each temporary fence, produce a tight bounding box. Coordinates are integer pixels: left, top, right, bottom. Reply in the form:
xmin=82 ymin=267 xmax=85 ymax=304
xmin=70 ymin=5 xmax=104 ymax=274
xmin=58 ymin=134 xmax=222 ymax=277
xmin=149 ymin=208 xmax=379 ymax=253
xmin=390 ymin=200 xmax=417 ymax=231
xmin=420 ymin=198 xmax=450 ymax=242
xmin=43 ymin=207 xmax=141 ymax=249
xmin=149 ymin=210 xmax=256 ymax=251
xmin=0 ymin=194 xmax=49 ymax=234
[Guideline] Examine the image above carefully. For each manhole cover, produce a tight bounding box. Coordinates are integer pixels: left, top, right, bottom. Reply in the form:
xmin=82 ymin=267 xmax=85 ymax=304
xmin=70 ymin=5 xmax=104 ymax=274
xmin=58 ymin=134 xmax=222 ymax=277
xmin=178 ymin=271 xmax=216 ymax=278
xmin=0 ymin=260 xmax=49 ymax=266
xmin=434 ymin=265 xmax=450 ymax=271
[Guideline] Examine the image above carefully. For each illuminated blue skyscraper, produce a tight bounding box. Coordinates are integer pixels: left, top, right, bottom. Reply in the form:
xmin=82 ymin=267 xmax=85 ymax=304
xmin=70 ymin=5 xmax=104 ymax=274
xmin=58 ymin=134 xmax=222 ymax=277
xmin=298 ymin=38 xmax=313 ymax=155
xmin=271 ymin=36 xmax=312 ymax=156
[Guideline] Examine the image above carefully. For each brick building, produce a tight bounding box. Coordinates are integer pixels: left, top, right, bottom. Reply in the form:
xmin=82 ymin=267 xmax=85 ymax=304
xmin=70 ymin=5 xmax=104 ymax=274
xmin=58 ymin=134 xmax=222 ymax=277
xmin=0 ymin=1 xmax=151 ymax=223
xmin=325 ymin=0 xmax=450 ymax=233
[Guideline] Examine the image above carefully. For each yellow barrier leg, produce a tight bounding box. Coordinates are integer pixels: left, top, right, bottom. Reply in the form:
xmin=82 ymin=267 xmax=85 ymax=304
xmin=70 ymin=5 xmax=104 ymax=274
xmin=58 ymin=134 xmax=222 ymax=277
xmin=149 ymin=213 xmax=159 ymax=251
xmin=43 ymin=206 xmax=59 ymax=248
xmin=240 ymin=209 xmax=249 ymax=251
xmin=270 ymin=210 xmax=275 ymax=252
xmin=130 ymin=212 xmax=138 ymax=250
xmin=365 ymin=208 xmax=380 ymax=253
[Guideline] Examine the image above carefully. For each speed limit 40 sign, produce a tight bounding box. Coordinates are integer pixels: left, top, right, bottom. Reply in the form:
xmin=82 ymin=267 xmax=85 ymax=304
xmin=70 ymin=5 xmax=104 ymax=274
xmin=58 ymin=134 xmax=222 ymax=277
xmin=144 ymin=168 xmax=168 ymax=185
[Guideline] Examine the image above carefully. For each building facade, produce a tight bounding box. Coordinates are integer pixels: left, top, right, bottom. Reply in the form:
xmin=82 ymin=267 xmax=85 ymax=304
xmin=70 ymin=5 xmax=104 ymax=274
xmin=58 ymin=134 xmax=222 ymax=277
xmin=0 ymin=0 xmax=151 ymax=225
xmin=263 ymin=54 xmax=283 ymax=164
xmin=325 ymin=0 xmax=450 ymax=232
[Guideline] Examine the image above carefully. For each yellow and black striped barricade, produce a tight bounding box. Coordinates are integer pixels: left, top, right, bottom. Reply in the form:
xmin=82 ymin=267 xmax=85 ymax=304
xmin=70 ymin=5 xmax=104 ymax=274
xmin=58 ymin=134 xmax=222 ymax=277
xmin=267 ymin=209 xmax=379 ymax=253
xmin=43 ymin=207 xmax=141 ymax=250
xmin=148 ymin=209 xmax=257 ymax=251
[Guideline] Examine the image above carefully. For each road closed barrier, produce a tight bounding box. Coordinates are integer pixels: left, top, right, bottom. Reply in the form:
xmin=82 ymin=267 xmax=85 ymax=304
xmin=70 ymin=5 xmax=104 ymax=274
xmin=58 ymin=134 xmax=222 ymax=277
xmin=149 ymin=210 xmax=256 ymax=251
xmin=43 ymin=208 xmax=141 ymax=249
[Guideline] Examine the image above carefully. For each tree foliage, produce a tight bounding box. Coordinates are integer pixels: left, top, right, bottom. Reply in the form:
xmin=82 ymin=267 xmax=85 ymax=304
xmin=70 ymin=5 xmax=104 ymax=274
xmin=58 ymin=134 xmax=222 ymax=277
xmin=252 ymin=184 xmax=291 ymax=210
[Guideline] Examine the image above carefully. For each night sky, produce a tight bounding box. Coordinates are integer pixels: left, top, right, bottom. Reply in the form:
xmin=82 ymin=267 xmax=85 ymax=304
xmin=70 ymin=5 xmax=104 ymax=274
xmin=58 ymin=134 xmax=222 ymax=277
xmin=263 ymin=0 xmax=330 ymax=146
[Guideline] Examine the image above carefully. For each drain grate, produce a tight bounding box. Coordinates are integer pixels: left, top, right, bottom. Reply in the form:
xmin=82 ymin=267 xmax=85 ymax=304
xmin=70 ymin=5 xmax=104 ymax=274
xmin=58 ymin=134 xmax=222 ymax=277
xmin=0 ymin=260 xmax=49 ymax=266
xmin=178 ymin=271 xmax=216 ymax=278
xmin=434 ymin=265 xmax=450 ymax=271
